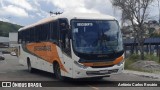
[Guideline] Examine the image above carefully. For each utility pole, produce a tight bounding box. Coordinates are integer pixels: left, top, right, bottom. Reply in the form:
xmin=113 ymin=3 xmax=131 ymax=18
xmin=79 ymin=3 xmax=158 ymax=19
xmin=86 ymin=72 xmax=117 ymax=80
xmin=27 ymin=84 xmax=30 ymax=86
xmin=49 ymin=11 xmax=63 ymax=16
xmin=159 ymin=46 xmax=160 ymax=63
xmin=54 ymin=12 xmax=63 ymax=15
xmin=49 ymin=11 xmax=54 ymax=16
xmin=157 ymin=0 xmax=160 ymax=24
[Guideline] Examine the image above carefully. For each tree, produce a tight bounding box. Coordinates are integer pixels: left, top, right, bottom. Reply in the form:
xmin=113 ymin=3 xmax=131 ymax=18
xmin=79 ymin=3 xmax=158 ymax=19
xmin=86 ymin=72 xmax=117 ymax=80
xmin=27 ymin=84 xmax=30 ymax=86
xmin=111 ymin=0 xmax=154 ymax=60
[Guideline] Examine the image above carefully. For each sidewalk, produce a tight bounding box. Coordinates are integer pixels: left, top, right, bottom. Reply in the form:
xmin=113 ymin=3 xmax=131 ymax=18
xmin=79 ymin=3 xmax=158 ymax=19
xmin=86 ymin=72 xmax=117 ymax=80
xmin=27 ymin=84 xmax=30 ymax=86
xmin=123 ymin=70 xmax=160 ymax=80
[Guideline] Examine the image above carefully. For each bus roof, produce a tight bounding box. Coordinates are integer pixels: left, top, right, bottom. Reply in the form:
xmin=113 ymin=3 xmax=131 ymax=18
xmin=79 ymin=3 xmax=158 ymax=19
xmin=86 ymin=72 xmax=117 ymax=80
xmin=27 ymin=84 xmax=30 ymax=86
xmin=19 ymin=13 xmax=116 ymax=31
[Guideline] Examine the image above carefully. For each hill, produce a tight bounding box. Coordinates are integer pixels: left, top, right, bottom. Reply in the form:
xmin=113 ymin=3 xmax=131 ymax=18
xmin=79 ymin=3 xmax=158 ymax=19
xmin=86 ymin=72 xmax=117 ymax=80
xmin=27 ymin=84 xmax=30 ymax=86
xmin=0 ymin=21 xmax=22 ymax=37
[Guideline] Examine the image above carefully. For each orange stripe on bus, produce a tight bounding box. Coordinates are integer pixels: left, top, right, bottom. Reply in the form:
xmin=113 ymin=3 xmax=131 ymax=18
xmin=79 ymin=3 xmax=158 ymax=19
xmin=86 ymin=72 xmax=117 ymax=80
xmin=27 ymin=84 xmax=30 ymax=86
xmin=26 ymin=42 xmax=68 ymax=73
xmin=113 ymin=56 xmax=124 ymax=64
xmin=82 ymin=56 xmax=124 ymax=67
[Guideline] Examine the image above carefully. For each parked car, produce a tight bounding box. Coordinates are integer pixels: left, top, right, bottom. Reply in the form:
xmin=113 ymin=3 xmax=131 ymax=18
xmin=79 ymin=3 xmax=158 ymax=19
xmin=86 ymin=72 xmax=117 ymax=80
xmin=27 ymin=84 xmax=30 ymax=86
xmin=10 ymin=52 xmax=17 ymax=56
xmin=0 ymin=52 xmax=5 ymax=60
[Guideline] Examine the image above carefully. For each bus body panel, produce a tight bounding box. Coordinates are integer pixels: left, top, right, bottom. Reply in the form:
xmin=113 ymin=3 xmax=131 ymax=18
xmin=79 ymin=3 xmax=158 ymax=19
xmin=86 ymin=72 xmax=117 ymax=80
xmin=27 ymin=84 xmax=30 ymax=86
xmin=25 ymin=42 xmax=67 ymax=72
xmin=19 ymin=41 xmax=74 ymax=77
xmin=19 ymin=41 xmax=124 ymax=78
xmin=72 ymin=61 xmax=124 ymax=78
xmin=61 ymin=54 xmax=74 ymax=77
xmin=19 ymin=44 xmax=54 ymax=73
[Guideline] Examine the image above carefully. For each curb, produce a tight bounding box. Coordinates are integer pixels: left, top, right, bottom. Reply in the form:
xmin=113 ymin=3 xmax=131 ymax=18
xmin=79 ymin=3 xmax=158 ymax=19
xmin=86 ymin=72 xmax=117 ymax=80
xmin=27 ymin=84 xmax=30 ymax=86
xmin=123 ymin=70 xmax=160 ymax=80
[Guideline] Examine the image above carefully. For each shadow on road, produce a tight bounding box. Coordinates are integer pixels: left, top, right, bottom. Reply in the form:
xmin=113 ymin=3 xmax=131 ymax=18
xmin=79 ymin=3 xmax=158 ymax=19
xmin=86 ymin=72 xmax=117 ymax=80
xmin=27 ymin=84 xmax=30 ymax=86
xmin=20 ymin=69 xmax=55 ymax=79
xmin=21 ymin=69 xmax=116 ymax=87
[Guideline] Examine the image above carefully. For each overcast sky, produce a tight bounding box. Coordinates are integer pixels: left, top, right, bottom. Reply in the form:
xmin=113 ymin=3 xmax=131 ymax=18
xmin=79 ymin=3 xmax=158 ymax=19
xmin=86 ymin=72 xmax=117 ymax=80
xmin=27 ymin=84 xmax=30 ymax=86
xmin=0 ymin=0 xmax=159 ymax=26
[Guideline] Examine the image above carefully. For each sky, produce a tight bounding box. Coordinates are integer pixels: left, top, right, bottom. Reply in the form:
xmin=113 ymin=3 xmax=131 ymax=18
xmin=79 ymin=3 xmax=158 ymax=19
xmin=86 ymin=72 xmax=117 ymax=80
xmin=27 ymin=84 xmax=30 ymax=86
xmin=0 ymin=0 xmax=159 ymax=26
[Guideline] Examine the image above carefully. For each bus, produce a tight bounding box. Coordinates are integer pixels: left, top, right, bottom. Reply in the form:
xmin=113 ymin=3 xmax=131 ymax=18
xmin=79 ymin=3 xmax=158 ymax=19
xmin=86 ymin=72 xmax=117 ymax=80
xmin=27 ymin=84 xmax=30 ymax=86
xmin=18 ymin=13 xmax=124 ymax=80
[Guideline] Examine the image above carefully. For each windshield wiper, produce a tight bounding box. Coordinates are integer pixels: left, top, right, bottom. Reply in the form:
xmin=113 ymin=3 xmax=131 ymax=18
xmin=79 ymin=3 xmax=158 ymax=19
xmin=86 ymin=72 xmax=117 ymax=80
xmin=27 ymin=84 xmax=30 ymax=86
xmin=99 ymin=29 xmax=117 ymax=54
xmin=90 ymin=29 xmax=117 ymax=54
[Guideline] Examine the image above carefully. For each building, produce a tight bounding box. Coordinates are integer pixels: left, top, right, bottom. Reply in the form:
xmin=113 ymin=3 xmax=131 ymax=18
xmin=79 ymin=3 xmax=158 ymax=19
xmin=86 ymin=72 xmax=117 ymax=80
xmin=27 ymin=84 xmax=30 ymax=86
xmin=0 ymin=36 xmax=9 ymax=48
xmin=121 ymin=26 xmax=135 ymax=39
xmin=9 ymin=32 xmax=18 ymax=47
xmin=122 ymin=20 xmax=160 ymax=39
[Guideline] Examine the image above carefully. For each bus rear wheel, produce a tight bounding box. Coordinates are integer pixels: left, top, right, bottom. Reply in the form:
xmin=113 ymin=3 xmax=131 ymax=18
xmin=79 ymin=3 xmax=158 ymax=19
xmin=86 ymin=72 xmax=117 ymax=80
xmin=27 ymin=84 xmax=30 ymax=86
xmin=54 ymin=63 xmax=64 ymax=80
xmin=92 ymin=77 xmax=104 ymax=80
xmin=90 ymin=76 xmax=110 ymax=80
xmin=27 ymin=59 xmax=34 ymax=73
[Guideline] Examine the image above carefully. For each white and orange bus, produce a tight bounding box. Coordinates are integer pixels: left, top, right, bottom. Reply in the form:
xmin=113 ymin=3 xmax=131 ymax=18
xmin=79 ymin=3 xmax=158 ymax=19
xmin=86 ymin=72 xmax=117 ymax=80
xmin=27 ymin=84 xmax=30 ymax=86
xmin=18 ymin=13 xmax=124 ymax=80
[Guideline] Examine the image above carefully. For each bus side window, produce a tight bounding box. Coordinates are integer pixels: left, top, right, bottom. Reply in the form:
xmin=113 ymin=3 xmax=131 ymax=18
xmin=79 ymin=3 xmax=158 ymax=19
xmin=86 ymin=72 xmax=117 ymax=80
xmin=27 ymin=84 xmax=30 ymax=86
xmin=25 ymin=29 xmax=29 ymax=43
xmin=37 ymin=25 xmax=43 ymax=42
xmin=46 ymin=23 xmax=50 ymax=41
xmin=35 ymin=26 xmax=39 ymax=42
xmin=21 ymin=31 xmax=25 ymax=44
xmin=59 ymin=18 xmax=71 ymax=57
xmin=30 ymin=28 xmax=34 ymax=42
xmin=41 ymin=24 xmax=48 ymax=41
xmin=50 ymin=21 xmax=58 ymax=44
xmin=18 ymin=31 xmax=22 ymax=44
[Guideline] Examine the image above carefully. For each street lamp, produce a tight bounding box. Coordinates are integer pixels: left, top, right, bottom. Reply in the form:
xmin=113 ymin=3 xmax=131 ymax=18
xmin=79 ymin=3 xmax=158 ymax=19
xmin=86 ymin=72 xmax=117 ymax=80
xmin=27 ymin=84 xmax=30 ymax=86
xmin=49 ymin=11 xmax=63 ymax=16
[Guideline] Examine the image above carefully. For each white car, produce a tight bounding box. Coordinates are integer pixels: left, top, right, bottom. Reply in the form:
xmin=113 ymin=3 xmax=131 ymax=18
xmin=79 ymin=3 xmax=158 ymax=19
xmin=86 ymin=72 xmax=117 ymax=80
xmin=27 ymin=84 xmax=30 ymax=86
xmin=0 ymin=52 xmax=5 ymax=60
xmin=10 ymin=52 xmax=16 ymax=56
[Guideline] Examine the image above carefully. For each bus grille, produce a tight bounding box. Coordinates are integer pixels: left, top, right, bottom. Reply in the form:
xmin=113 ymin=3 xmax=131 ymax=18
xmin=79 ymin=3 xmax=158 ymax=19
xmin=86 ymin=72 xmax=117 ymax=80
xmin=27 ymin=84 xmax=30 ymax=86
xmin=86 ymin=69 xmax=118 ymax=75
xmin=91 ymin=65 xmax=114 ymax=68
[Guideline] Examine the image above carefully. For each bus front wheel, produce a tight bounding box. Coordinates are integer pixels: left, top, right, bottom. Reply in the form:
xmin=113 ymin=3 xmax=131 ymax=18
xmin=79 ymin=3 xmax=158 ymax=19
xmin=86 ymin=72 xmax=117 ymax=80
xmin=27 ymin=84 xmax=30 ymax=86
xmin=54 ymin=63 xmax=64 ymax=80
xmin=27 ymin=59 xmax=34 ymax=73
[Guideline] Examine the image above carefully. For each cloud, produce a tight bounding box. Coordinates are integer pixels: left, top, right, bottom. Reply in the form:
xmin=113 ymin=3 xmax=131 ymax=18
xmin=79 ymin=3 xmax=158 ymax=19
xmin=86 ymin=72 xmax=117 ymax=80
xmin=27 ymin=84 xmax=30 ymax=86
xmin=47 ymin=0 xmax=100 ymax=13
xmin=0 ymin=17 xmax=17 ymax=24
xmin=0 ymin=5 xmax=29 ymax=17
xmin=45 ymin=0 xmax=121 ymax=20
xmin=0 ymin=0 xmax=4 ymax=7
xmin=4 ymin=0 xmax=34 ymax=11
xmin=33 ymin=0 xmax=40 ymax=7
xmin=45 ymin=0 xmax=122 ymax=22
xmin=0 ymin=18 xmax=10 ymax=22
xmin=0 ymin=0 xmax=158 ymax=26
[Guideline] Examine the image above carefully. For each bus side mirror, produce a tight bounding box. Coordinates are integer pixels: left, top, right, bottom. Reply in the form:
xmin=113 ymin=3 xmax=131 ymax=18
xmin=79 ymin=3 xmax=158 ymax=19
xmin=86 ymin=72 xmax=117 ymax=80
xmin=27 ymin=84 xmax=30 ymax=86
xmin=60 ymin=23 xmax=70 ymax=31
xmin=60 ymin=23 xmax=66 ymax=27
xmin=36 ymin=40 xmax=40 ymax=43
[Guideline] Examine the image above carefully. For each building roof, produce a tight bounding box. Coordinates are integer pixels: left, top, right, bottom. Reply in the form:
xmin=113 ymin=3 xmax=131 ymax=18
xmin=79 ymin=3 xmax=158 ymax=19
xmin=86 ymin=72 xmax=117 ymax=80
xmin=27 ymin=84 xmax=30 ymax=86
xmin=123 ymin=38 xmax=160 ymax=46
xmin=0 ymin=36 xmax=9 ymax=43
xmin=19 ymin=12 xmax=116 ymax=31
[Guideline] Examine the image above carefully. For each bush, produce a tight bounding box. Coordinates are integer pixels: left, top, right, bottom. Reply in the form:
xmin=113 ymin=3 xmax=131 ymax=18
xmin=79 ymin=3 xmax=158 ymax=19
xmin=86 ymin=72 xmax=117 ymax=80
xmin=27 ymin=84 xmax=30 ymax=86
xmin=125 ymin=54 xmax=159 ymax=70
xmin=128 ymin=54 xmax=140 ymax=62
xmin=144 ymin=54 xmax=159 ymax=63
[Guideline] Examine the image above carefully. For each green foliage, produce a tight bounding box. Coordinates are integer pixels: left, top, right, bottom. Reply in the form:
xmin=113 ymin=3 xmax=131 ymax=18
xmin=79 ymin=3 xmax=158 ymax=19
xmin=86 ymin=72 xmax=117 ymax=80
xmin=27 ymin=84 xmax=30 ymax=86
xmin=125 ymin=54 xmax=160 ymax=69
xmin=0 ymin=21 xmax=22 ymax=37
xmin=150 ymin=33 xmax=160 ymax=37
xmin=148 ymin=28 xmax=155 ymax=34
xmin=144 ymin=54 xmax=159 ymax=63
xmin=125 ymin=54 xmax=140 ymax=69
xmin=125 ymin=58 xmax=135 ymax=69
xmin=128 ymin=54 xmax=140 ymax=61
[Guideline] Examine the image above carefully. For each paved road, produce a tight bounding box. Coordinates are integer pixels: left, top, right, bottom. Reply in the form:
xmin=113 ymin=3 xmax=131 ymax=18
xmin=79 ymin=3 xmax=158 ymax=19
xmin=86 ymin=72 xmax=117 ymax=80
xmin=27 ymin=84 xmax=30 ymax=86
xmin=0 ymin=54 xmax=159 ymax=90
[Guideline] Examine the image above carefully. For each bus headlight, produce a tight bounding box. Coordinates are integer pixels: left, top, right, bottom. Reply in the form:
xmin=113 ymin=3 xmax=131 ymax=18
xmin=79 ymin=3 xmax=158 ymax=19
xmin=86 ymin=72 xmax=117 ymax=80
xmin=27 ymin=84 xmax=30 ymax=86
xmin=74 ymin=61 xmax=88 ymax=69
xmin=117 ymin=60 xmax=125 ymax=66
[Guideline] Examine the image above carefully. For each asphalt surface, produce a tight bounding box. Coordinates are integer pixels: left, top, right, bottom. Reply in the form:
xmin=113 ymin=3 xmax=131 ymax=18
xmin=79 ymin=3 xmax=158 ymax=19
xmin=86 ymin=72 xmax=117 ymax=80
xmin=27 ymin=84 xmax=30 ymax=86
xmin=0 ymin=54 xmax=159 ymax=90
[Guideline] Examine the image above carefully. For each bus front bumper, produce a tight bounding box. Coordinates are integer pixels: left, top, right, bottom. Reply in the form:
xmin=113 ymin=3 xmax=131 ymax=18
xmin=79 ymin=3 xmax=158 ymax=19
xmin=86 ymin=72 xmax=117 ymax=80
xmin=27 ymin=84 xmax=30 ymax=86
xmin=72 ymin=62 xmax=124 ymax=79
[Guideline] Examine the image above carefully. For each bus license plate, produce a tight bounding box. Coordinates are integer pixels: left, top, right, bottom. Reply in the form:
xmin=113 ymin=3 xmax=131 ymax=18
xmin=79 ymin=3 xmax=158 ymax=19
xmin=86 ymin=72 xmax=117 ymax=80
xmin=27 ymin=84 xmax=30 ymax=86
xmin=99 ymin=70 xmax=109 ymax=74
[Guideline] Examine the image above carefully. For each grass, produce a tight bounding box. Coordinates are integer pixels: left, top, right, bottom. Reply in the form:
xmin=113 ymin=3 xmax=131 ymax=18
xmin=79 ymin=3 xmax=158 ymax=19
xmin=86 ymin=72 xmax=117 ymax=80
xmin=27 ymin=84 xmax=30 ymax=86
xmin=144 ymin=54 xmax=159 ymax=63
xmin=124 ymin=54 xmax=160 ymax=73
xmin=0 ymin=21 xmax=22 ymax=37
xmin=125 ymin=54 xmax=140 ymax=69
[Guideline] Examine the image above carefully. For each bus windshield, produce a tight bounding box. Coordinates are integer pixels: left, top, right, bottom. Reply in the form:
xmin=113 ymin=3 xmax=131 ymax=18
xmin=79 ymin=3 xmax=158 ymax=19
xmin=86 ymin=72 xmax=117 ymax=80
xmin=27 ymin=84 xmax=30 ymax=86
xmin=71 ymin=19 xmax=123 ymax=54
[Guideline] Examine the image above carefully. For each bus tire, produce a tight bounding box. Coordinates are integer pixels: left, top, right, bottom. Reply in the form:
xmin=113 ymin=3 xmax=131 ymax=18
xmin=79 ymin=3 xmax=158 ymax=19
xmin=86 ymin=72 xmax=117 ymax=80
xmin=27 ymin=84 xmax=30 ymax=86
xmin=94 ymin=75 xmax=110 ymax=80
xmin=93 ymin=77 xmax=104 ymax=80
xmin=54 ymin=63 xmax=65 ymax=81
xmin=27 ymin=58 xmax=34 ymax=73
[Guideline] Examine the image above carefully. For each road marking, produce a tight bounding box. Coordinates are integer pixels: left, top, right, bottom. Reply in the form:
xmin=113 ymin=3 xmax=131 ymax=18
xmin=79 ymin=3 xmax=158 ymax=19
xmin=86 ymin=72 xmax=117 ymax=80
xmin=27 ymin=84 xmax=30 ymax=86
xmin=0 ymin=61 xmax=7 ymax=63
xmin=0 ymin=72 xmax=6 ymax=74
xmin=88 ymin=85 xmax=99 ymax=90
